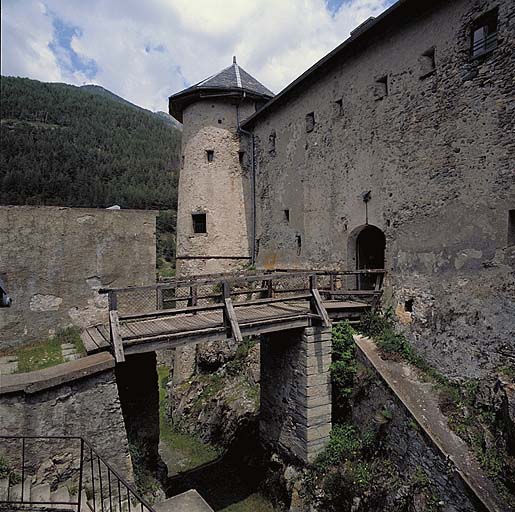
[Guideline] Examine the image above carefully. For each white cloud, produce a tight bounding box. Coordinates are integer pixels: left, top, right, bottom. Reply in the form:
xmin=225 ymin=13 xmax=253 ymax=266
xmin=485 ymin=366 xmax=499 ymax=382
xmin=1 ymin=0 xmax=393 ymax=112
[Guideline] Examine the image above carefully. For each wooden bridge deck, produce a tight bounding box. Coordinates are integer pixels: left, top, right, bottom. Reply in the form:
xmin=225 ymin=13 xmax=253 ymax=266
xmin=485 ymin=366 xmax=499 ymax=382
xmin=82 ymin=299 xmax=370 ymax=357
xmin=81 ymin=270 xmax=384 ymax=361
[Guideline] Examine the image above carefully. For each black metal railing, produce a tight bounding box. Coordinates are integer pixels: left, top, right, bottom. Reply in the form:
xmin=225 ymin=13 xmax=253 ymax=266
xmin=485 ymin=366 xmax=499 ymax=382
xmin=0 ymin=435 xmax=156 ymax=512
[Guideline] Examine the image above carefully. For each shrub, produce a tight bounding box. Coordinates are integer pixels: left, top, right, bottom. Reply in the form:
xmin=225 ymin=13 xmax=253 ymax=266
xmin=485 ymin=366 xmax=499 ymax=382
xmin=359 ymin=308 xmax=394 ymax=338
xmin=330 ymin=321 xmax=357 ymax=405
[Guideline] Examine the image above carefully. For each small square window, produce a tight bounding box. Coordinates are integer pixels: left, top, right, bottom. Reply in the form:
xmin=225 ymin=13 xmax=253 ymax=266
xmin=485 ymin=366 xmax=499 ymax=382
xmin=374 ymin=76 xmax=388 ymax=100
xmin=419 ymin=47 xmax=436 ymax=79
xmin=306 ymin=112 xmax=315 ymax=133
xmin=192 ymin=213 xmax=207 ymax=234
xmin=206 ymin=150 xmax=214 ymax=162
xmin=471 ymin=9 xmax=498 ymax=58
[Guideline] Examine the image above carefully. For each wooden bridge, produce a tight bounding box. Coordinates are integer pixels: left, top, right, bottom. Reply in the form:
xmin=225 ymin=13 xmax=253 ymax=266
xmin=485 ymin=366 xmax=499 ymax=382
xmin=81 ymin=270 xmax=385 ymax=363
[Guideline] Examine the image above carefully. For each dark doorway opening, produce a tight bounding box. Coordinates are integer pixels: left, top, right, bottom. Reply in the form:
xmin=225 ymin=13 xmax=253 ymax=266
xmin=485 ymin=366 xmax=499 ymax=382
xmin=356 ymin=225 xmax=385 ymax=289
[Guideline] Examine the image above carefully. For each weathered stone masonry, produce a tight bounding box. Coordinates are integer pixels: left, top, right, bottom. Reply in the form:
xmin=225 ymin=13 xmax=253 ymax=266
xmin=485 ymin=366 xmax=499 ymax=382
xmin=0 ymin=356 xmax=133 ymax=481
xmin=260 ymin=326 xmax=332 ymax=463
xmin=0 ymin=206 xmax=157 ymax=349
xmin=244 ymin=0 xmax=515 ymax=378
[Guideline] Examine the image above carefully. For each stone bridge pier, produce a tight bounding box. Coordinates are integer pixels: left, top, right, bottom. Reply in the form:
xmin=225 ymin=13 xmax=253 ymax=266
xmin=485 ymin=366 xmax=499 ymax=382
xmin=260 ymin=326 xmax=332 ymax=463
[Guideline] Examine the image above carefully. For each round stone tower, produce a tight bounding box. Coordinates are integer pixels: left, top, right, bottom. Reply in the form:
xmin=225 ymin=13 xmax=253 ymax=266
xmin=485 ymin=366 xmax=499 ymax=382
xmin=169 ymin=57 xmax=273 ymax=276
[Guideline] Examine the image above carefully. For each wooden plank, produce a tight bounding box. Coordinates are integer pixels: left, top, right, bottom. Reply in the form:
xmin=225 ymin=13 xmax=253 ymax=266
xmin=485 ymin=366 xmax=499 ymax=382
xmin=311 ymin=288 xmax=332 ymax=328
xmin=109 ymin=311 xmax=125 ymax=363
xmin=224 ymin=298 xmax=243 ymax=343
xmin=88 ymin=326 xmax=107 ymax=348
xmin=81 ymin=329 xmax=100 ymax=354
xmin=96 ymin=325 xmax=111 ymax=346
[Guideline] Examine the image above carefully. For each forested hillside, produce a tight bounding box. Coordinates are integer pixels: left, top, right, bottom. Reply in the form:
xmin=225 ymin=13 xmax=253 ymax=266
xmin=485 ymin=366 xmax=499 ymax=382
xmin=0 ymin=76 xmax=181 ymax=272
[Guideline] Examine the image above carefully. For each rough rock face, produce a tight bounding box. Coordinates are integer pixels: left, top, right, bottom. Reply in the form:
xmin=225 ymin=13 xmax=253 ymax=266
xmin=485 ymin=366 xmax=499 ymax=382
xmin=169 ymin=342 xmax=260 ymax=448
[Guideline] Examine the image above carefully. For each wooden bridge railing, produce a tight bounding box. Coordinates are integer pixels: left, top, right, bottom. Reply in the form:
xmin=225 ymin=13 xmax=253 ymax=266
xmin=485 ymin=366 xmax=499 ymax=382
xmin=98 ymin=269 xmax=385 ymax=362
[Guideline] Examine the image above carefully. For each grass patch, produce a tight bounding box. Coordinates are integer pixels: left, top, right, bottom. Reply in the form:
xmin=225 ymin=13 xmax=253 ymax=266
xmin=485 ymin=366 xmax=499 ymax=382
xmin=220 ymin=493 xmax=275 ymax=512
xmin=12 ymin=327 xmax=84 ymax=373
xmin=157 ymin=257 xmax=175 ymax=279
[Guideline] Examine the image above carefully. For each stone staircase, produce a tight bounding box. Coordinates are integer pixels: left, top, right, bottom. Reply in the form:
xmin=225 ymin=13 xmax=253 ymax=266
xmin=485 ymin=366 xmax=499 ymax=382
xmin=0 ymin=475 xmax=82 ymax=511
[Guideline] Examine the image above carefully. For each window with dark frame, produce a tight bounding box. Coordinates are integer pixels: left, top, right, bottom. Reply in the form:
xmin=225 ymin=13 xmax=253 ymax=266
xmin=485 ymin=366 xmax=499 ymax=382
xmin=306 ymin=112 xmax=315 ymax=133
xmin=206 ymin=150 xmax=214 ymax=162
xmin=471 ymin=9 xmax=498 ymax=58
xmin=192 ymin=213 xmax=207 ymax=234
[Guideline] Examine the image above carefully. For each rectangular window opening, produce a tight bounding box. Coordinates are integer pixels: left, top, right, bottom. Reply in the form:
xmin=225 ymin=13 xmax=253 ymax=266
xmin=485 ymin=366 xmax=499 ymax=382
xmin=509 ymin=210 xmax=515 ymax=246
xmin=419 ymin=47 xmax=436 ymax=78
xmin=295 ymin=234 xmax=302 ymax=255
xmin=471 ymin=9 xmax=498 ymax=58
xmin=192 ymin=213 xmax=207 ymax=234
xmin=206 ymin=150 xmax=214 ymax=162
xmin=268 ymin=130 xmax=276 ymax=156
xmin=239 ymin=151 xmax=245 ymax=165
xmin=284 ymin=209 xmax=290 ymax=222
xmin=334 ymin=98 xmax=344 ymax=116
xmin=374 ymin=76 xmax=388 ymax=100
xmin=306 ymin=112 xmax=315 ymax=133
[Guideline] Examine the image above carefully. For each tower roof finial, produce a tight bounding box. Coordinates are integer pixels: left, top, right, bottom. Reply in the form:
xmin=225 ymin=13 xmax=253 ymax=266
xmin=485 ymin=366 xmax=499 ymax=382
xmin=233 ymin=55 xmax=237 ymax=64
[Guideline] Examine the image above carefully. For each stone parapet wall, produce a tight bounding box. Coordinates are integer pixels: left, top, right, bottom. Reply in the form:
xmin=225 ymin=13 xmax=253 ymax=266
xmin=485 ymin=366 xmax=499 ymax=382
xmin=260 ymin=326 xmax=332 ymax=463
xmin=0 ymin=360 xmax=133 ymax=482
xmin=0 ymin=206 xmax=157 ymax=349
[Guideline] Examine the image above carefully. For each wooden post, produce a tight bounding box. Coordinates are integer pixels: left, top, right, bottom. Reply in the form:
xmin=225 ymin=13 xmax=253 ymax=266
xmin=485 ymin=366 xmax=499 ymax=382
xmin=156 ymin=287 xmax=163 ymax=310
xmin=267 ymin=279 xmax=274 ymax=298
xmin=108 ymin=291 xmax=117 ymax=312
xmin=309 ymin=274 xmax=331 ymax=328
xmin=224 ymin=297 xmax=243 ymax=343
xmin=109 ymin=310 xmax=125 ymax=363
xmin=189 ymin=285 xmax=198 ymax=308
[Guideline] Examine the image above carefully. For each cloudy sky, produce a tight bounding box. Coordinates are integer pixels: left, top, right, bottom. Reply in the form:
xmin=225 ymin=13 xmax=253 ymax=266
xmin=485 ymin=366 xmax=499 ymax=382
xmin=1 ymin=0 xmax=395 ymax=112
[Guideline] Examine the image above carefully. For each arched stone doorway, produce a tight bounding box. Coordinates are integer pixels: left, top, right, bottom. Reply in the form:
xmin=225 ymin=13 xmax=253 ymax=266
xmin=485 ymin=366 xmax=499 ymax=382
xmin=348 ymin=225 xmax=385 ymax=290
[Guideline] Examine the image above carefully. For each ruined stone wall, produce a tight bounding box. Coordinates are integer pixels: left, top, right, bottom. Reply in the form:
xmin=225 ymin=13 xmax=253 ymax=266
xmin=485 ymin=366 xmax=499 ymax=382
xmin=249 ymin=0 xmax=515 ymax=377
xmin=0 ymin=366 xmax=133 ymax=481
xmin=176 ymin=99 xmax=255 ymax=276
xmin=0 ymin=206 xmax=157 ymax=349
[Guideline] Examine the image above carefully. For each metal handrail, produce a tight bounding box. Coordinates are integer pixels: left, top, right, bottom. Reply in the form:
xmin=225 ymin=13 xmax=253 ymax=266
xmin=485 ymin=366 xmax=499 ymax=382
xmin=0 ymin=435 xmax=156 ymax=512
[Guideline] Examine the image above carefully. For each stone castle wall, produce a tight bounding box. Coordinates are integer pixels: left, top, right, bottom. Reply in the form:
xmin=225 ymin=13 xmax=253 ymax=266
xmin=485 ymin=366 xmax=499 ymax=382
xmin=0 ymin=206 xmax=157 ymax=349
xmin=176 ymin=99 xmax=255 ymax=276
xmin=0 ymin=359 xmax=132 ymax=482
xmin=248 ymin=0 xmax=515 ymax=377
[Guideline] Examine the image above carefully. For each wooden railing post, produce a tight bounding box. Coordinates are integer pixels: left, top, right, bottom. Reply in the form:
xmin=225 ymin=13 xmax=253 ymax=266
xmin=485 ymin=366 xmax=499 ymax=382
xmin=108 ymin=291 xmax=117 ymax=312
xmin=156 ymin=287 xmax=163 ymax=310
xmin=189 ymin=285 xmax=198 ymax=308
xmin=309 ymin=273 xmax=331 ymax=328
xmin=267 ymin=279 xmax=274 ymax=298
xmin=221 ymin=281 xmax=243 ymax=343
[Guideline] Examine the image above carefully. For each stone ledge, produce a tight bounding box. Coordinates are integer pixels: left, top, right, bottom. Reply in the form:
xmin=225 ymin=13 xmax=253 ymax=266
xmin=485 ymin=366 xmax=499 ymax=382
xmin=0 ymin=352 xmax=115 ymax=395
xmin=354 ymin=335 xmax=508 ymax=512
